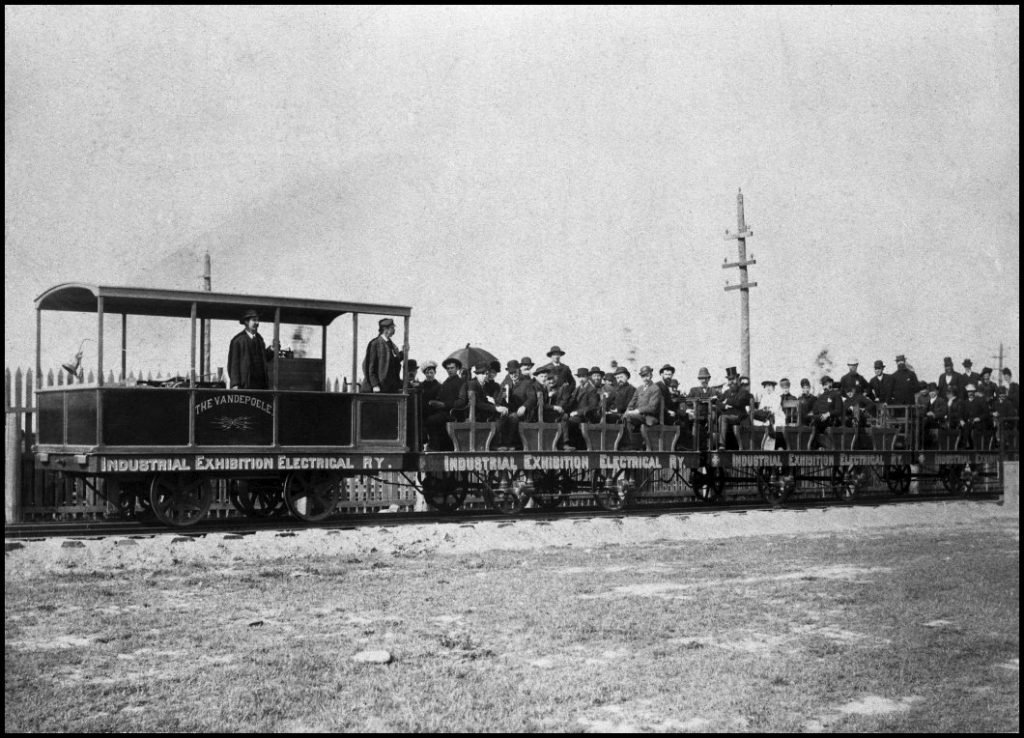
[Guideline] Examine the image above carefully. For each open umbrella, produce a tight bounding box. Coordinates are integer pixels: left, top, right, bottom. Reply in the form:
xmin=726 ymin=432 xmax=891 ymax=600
xmin=445 ymin=344 xmax=499 ymax=372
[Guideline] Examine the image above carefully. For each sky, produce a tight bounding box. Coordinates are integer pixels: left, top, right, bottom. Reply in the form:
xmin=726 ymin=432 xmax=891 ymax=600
xmin=5 ymin=6 xmax=1020 ymax=389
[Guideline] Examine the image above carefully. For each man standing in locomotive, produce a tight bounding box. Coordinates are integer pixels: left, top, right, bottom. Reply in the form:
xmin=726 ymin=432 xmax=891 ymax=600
xmin=424 ymin=357 xmax=468 ymax=450
xmin=227 ymin=308 xmax=275 ymax=390
xmin=564 ymin=368 xmax=601 ymax=449
xmin=839 ymin=358 xmax=870 ymax=396
xmin=361 ymin=317 xmax=403 ymax=393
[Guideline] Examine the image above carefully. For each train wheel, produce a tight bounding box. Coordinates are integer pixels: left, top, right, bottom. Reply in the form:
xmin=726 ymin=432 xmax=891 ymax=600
xmin=230 ymin=479 xmax=286 ymax=518
xmin=531 ymin=470 xmax=571 ymax=509
xmin=832 ymin=465 xmax=865 ymax=501
xmin=283 ymin=471 xmax=341 ymax=522
xmin=419 ymin=472 xmax=467 ymax=513
xmin=148 ymin=473 xmax=214 ymax=527
xmin=756 ymin=466 xmax=793 ymax=507
xmin=484 ymin=471 xmax=527 ymax=515
xmin=689 ymin=466 xmax=725 ymax=503
xmin=944 ymin=465 xmax=974 ymax=497
xmin=884 ymin=464 xmax=912 ymax=495
xmin=592 ymin=470 xmax=632 ymax=512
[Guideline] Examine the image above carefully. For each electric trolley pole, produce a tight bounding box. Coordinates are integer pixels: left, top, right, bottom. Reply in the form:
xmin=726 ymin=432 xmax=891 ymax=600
xmin=723 ymin=189 xmax=757 ymax=379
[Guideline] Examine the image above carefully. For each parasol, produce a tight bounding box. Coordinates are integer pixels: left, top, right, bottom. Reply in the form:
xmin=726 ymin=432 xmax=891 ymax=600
xmin=445 ymin=344 xmax=499 ymax=371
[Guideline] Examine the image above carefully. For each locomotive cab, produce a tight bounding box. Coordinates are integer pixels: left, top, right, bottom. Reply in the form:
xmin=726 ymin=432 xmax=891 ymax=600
xmin=32 ymin=284 xmax=418 ymax=520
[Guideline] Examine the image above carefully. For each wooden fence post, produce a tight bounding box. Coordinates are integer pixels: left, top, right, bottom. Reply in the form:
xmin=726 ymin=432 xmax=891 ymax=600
xmin=6 ymin=412 xmax=22 ymax=524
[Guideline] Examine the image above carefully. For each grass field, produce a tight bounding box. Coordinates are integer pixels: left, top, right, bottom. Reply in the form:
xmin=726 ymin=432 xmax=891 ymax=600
xmin=5 ymin=516 xmax=1019 ymax=732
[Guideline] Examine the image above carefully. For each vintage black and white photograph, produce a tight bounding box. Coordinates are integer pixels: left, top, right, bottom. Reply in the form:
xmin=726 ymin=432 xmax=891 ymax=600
xmin=5 ymin=6 xmax=1019 ymax=733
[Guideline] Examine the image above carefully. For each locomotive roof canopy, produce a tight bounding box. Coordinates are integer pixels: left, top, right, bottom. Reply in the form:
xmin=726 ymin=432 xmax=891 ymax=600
xmin=35 ymin=283 xmax=412 ymax=326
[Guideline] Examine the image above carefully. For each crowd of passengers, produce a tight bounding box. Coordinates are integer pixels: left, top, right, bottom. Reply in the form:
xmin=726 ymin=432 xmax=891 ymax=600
xmin=402 ymin=348 xmax=1020 ymax=453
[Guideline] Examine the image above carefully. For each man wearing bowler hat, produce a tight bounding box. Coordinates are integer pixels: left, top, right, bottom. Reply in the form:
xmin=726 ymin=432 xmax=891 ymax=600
xmin=868 ymin=359 xmax=894 ymax=405
xmin=424 ymin=357 xmax=468 ymax=450
xmin=544 ymin=345 xmax=575 ymax=393
xmin=624 ymin=366 xmax=662 ymax=448
xmin=361 ymin=317 xmax=404 ymax=393
xmin=961 ymin=359 xmax=981 ymax=394
xmin=606 ymin=366 xmax=636 ymax=422
xmin=228 ymin=308 xmax=276 ymax=389
xmin=889 ymin=354 xmax=919 ymax=407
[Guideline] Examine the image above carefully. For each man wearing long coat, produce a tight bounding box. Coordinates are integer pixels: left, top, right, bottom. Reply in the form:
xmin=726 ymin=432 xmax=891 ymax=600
xmin=228 ymin=309 xmax=274 ymax=389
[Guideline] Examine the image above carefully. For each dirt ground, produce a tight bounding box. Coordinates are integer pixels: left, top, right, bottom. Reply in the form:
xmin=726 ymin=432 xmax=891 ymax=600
xmin=4 ymin=498 xmax=1018 ymax=578
xmin=5 ymin=497 xmax=1019 ymax=732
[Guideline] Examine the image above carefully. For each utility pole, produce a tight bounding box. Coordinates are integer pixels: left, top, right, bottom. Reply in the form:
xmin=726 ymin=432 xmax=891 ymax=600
xmin=723 ymin=189 xmax=757 ymax=379
xmin=992 ymin=342 xmax=1004 ymax=386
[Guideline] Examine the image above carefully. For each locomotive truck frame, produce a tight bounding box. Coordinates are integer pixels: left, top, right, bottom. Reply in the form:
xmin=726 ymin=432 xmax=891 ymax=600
xmin=33 ymin=284 xmax=1005 ymax=527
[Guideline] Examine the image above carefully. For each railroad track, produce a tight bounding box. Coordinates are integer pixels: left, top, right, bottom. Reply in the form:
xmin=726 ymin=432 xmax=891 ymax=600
xmin=4 ymin=490 xmax=1003 ymax=541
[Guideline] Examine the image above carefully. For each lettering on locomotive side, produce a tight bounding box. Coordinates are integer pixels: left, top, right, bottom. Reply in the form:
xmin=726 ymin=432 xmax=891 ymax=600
xmin=277 ymin=455 xmax=356 ymax=470
xmin=99 ymin=457 xmax=192 ymax=473
xmin=194 ymin=394 xmax=274 ymax=416
xmin=196 ymin=456 xmax=275 ymax=471
xmin=934 ymin=453 xmax=974 ymax=464
xmin=96 ymin=454 xmax=391 ymax=473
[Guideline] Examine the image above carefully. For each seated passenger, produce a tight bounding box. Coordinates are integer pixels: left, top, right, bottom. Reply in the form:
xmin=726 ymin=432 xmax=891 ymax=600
xmin=462 ymin=363 xmax=508 ymax=422
xmin=964 ymin=383 xmax=993 ymax=449
xmin=541 ymin=372 xmax=571 ymax=422
xmin=495 ymin=359 xmax=537 ymax=449
xmin=810 ymin=375 xmax=842 ymax=448
xmin=606 ymin=367 xmax=636 ymax=422
xmin=405 ymin=359 xmax=420 ymax=388
xmin=778 ymin=378 xmax=799 ymax=426
xmin=754 ymin=379 xmax=786 ymax=448
xmin=565 ymin=367 xmax=602 ymax=449
xmin=922 ymin=382 xmax=947 ymax=448
xmin=797 ymin=378 xmax=817 ymax=426
xmin=424 ymin=358 xmax=467 ymax=451
xmin=622 ymin=366 xmax=662 ymax=448
xmin=655 ymin=365 xmax=681 ymax=424
xmin=717 ymin=367 xmax=749 ymax=449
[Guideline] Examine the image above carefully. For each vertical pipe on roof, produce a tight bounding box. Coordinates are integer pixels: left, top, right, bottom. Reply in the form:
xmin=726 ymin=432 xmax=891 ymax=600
xmin=190 ymin=302 xmax=197 ymax=384
xmin=402 ymin=315 xmax=410 ymax=394
xmin=121 ymin=313 xmax=127 ymax=383
xmin=97 ymin=297 xmax=104 ymax=387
